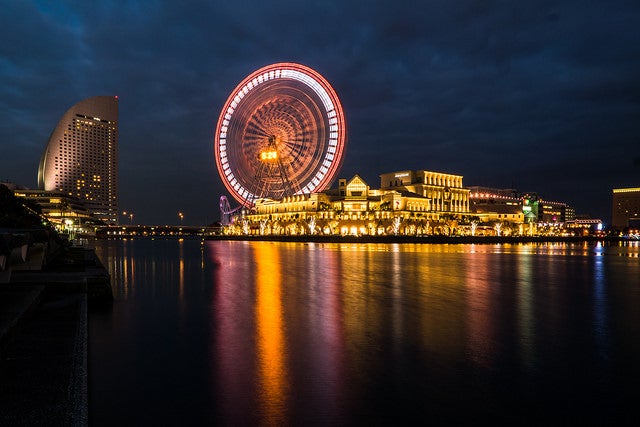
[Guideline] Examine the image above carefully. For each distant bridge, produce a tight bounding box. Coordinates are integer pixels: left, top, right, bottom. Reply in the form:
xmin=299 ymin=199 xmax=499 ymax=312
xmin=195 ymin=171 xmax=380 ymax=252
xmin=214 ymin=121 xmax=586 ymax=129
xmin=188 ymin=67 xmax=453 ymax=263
xmin=94 ymin=225 xmax=221 ymax=239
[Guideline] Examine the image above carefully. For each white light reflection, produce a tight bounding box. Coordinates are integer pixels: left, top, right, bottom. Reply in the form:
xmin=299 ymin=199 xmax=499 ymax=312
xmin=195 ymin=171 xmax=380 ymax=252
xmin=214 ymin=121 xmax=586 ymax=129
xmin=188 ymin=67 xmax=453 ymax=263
xmin=516 ymin=252 xmax=535 ymax=369
xmin=592 ymin=242 xmax=610 ymax=362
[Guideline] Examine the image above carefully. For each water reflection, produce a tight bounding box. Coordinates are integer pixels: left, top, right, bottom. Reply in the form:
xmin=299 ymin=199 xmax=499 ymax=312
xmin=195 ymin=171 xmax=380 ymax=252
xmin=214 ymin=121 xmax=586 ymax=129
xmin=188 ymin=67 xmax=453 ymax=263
xmin=89 ymin=239 xmax=640 ymax=425
xmin=464 ymin=250 xmax=494 ymax=368
xmin=210 ymin=241 xmax=348 ymax=425
xmin=515 ymin=252 xmax=535 ymax=369
xmin=301 ymin=244 xmax=345 ymax=423
xmin=592 ymin=243 xmax=609 ymax=362
xmin=179 ymin=239 xmax=184 ymax=301
xmin=211 ymin=242 xmax=256 ymax=424
xmin=255 ymin=243 xmax=288 ymax=425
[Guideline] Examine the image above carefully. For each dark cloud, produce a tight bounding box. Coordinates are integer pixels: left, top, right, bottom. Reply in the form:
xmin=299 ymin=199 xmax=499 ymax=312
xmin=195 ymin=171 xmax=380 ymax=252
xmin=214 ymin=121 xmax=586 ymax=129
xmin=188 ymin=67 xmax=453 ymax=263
xmin=1 ymin=0 xmax=639 ymax=224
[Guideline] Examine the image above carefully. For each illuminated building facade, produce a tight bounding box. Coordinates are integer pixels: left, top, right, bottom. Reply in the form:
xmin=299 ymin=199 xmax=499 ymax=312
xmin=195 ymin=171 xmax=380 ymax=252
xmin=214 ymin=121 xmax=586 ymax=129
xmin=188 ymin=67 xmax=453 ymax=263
xmin=537 ymin=200 xmax=570 ymax=224
xmin=467 ymin=189 xmax=573 ymax=235
xmin=379 ymin=170 xmax=470 ymax=213
xmin=38 ymin=96 xmax=119 ymax=224
xmin=468 ymin=187 xmax=524 ymax=224
xmin=238 ymin=171 xmax=471 ymax=236
xmin=13 ymin=189 xmax=93 ymax=234
xmin=565 ymin=218 xmax=604 ymax=235
xmin=612 ymin=187 xmax=640 ymax=228
xmin=226 ymin=170 xmax=593 ymax=237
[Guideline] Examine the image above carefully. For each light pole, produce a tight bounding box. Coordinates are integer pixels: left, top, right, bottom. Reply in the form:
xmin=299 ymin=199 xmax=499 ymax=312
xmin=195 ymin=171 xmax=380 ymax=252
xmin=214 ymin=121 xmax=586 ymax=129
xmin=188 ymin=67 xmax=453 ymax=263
xmin=178 ymin=212 xmax=184 ymax=225
xmin=122 ymin=211 xmax=133 ymax=224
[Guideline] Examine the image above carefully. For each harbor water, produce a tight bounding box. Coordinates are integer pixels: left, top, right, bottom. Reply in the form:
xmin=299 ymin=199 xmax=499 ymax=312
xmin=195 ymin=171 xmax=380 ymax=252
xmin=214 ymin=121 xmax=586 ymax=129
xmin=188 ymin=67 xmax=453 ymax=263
xmin=89 ymin=239 xmax=640 ymax=425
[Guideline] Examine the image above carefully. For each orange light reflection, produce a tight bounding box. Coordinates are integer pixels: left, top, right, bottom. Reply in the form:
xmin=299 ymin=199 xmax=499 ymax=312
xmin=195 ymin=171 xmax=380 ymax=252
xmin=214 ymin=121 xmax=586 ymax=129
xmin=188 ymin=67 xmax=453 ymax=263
xmin=255 ymin=242 xmax=288 ymax=425
xmin=179 ymin=239 xmax=184 ymax=301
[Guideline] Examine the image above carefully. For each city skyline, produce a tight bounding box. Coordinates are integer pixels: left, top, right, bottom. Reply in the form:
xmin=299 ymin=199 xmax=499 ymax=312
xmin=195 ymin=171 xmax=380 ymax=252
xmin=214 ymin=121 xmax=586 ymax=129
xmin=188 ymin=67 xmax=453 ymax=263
xmin=1 ymin=1 xmax=639 ymax=225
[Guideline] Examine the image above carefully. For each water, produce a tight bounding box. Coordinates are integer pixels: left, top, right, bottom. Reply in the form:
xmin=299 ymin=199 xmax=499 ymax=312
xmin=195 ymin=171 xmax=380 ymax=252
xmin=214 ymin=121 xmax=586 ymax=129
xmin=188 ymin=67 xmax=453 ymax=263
xmin=89 ymin=239 xmax=640 ymax=425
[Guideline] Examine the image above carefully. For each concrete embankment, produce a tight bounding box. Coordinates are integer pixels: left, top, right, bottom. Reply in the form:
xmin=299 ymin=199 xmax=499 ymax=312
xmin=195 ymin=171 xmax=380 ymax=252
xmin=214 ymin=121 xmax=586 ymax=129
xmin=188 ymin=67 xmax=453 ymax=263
xmin=0 ymin=243 xmax=111 ymax=426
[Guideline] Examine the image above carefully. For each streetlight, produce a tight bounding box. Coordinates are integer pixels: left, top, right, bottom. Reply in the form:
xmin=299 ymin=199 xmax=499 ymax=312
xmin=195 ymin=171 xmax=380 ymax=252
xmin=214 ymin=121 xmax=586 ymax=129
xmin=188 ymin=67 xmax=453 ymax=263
xmin=122 ymin=211 xmax=133 ymax=224
xmin=178 ymin=212 xmax=184 ymax=224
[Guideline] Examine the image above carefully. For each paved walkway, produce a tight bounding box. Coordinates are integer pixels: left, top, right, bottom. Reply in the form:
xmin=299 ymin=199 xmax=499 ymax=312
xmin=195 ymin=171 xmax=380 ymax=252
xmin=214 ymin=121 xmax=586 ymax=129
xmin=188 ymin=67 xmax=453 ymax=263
xmin=0 ymin=285 xmax=44 ymax=351
xmin=0 ymin=245 xmax=109 ymax=426
xmin=0 ymin=289 xmax=87 ymax=426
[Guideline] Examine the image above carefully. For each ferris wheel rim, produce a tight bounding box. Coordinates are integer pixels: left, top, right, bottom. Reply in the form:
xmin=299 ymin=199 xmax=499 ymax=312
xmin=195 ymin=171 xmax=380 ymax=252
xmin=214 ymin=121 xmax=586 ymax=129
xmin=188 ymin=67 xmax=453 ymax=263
xmin=214 ymin=62 xmax=347 ymax=206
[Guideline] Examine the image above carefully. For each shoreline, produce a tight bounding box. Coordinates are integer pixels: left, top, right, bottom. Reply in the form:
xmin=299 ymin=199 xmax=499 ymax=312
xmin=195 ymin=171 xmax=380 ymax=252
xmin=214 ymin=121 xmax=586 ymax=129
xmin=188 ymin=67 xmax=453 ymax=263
xmin=96 ymin=234 xmax=636 ymax=245
xmin=205 ymin=235 xmax=631 ymax=244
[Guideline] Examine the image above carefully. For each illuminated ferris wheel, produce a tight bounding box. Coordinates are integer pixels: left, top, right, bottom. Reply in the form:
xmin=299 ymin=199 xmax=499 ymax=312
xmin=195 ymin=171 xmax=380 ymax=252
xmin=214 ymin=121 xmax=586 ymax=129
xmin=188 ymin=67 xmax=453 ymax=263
xmin=214 ymin=62 xmax=347 ymax=207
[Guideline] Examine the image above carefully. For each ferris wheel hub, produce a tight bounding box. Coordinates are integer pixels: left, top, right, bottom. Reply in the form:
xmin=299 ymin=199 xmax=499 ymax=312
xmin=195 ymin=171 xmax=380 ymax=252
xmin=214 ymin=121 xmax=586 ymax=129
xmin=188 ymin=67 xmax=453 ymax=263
xmin=259 ymin=149 xmax=278 ymax=161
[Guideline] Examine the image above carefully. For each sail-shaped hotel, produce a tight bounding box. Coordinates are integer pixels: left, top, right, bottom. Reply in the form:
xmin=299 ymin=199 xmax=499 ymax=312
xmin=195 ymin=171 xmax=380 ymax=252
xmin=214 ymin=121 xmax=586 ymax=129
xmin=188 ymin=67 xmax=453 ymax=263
xmin=37 ymin=96 xmax=119 ymax=224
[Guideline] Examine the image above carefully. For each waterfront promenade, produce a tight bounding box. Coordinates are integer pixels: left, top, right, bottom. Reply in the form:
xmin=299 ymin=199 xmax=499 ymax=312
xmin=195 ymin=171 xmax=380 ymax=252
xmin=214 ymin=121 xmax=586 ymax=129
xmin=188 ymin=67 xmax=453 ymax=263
xmin=0 ymin=237 xmax=111 ymax=426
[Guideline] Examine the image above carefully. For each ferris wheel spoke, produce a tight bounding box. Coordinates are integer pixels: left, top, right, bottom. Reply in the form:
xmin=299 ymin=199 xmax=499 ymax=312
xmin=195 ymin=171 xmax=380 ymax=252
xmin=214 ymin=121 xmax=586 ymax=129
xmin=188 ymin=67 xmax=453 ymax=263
xmin=282 ymin=134 xmax=309 ymax=149
xmin=245 ymin=122 xmax=271 ymax=138
xmin=278 ymin=139 xmax=303 ymax=153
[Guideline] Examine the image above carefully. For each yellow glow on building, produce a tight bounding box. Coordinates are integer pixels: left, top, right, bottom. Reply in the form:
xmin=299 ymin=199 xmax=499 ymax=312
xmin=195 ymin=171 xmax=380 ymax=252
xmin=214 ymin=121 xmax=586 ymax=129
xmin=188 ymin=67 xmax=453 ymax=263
xmin=228 ymin=172 xmax=587 ymax=237
xmin=613 ymin=187 xmax=640 ymax=193
xmin=612 ymin=186 xmax=640 ymax=228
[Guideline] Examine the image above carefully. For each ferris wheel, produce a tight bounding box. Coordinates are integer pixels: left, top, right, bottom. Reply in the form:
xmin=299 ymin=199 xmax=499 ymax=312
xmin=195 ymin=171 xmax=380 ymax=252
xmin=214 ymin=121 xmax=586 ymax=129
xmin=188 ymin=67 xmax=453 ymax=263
xmin=214 ymin=62 xmax=347 ymax=207
xmin=219 ymin=195 xmax=242 ymax=225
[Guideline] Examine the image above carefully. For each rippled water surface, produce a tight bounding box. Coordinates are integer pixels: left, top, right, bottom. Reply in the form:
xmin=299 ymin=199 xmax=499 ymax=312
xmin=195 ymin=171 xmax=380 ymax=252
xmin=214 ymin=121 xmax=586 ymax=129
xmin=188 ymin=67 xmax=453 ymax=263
xmin=89 ymin=239 xmax=640 ymax=425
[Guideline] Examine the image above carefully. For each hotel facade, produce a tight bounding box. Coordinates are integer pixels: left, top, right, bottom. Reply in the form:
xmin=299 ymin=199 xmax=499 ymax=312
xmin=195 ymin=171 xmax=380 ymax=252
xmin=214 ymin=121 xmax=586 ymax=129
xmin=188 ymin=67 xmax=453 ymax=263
xmin=38 ymin=96 xmax=119 ymax=224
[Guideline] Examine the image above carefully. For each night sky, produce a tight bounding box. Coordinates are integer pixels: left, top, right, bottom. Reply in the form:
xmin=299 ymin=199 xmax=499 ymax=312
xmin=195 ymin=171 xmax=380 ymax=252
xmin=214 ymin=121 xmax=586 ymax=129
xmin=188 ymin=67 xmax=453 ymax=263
xmin=1 ymin=0 xmax=639 ymax=225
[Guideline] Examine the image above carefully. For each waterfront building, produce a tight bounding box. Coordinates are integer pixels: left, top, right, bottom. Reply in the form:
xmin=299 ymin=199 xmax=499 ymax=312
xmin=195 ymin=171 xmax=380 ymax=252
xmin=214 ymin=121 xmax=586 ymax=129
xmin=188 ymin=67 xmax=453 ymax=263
xmin=612 ymin=187 xmax=640 ymax=229
xmin=467 ymin=188 xmax=576 ymax=236
xmin=248 ymin=175 xmax=390 ymax=236
xmin=565 ymin=205 xmax=576 ymax=222
xmin=227 ymin=169 xmax=593 ymax=237
xmin=239 ymin=170 xmax=471 ymax=236
xmin=538 ymin=200 xmax=570 ymax=225
xmin=38 ymin=96 xmax=119 ymax=224
xmin=468 ymin=186 xmax=524 ymax=224
xmin=379 ymin=170 xmax=470 ymax=213
xmin=12 ymin=189 xmax=93 ymax=231
xmin=565 ymin=218 xmax=604 ymax=236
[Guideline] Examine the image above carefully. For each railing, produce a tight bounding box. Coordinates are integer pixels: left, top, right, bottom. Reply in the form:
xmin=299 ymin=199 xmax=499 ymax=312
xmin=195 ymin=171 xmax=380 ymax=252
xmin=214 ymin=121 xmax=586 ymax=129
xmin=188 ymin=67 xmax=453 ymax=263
xmin=0 ymin=229 xmax=63 ymax=283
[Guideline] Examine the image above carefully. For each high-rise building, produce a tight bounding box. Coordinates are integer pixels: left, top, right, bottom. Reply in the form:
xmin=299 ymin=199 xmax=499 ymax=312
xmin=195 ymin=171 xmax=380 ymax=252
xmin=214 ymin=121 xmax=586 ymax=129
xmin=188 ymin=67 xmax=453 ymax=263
xmin=38 ymin=96 xmax=119 ymax=224
xmin=612 ymin=187 xmax=640 ymax=229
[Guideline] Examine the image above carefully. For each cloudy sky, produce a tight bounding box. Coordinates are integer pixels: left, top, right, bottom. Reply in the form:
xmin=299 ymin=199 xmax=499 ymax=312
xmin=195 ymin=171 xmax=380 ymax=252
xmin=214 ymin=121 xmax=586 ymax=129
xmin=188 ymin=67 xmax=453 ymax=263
xmin=1 ymin=0 xmax=638 ymax=225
